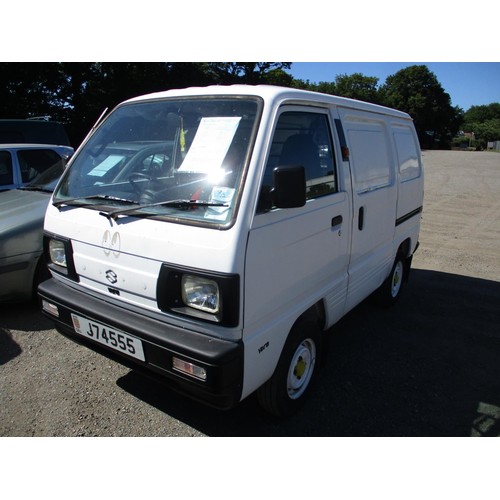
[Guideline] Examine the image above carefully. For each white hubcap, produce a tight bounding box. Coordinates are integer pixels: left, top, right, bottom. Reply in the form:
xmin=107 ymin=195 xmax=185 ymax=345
xmin=391 ymin=261 xmax=404 ymax=298
xmin=287 ymin=339 xmax=316 ymax=400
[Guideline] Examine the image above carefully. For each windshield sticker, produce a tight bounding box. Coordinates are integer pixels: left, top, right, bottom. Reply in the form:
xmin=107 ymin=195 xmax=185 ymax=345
xmin=88 ymin=154 xmax=124 ymax=177
xmin=204 ymin=186 xmax=235 ymax=220
xmin=178 ymin=117 xmax=241 ymax=174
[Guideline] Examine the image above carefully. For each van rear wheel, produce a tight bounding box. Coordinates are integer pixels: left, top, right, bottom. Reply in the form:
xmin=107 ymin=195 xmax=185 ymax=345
xmin=257 ymin=318 xmax=322 ymax=418
xmin=374 ymin=254 xmax=406 ymax=307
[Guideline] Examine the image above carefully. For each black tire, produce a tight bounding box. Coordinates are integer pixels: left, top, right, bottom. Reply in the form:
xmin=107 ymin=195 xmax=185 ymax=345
xmin=373 ymin=253 xmax=406 ymax=307
xmin=33 ymin=256 xmax=50 ymax=298
xmin=257 ymin=318 xmax=322 ymax=418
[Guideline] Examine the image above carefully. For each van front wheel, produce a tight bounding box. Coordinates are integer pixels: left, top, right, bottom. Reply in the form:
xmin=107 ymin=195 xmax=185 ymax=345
xmin=257 ymin=318 xmax=322 ymax=418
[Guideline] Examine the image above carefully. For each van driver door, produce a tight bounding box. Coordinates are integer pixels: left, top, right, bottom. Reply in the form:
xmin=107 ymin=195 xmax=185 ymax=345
xmin=245 ymin=106 xmax=351 ymax=335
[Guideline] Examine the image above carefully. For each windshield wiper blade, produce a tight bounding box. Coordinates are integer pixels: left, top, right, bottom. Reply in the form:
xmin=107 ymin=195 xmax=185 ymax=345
xmin=53 ymin=194 xmax=138 ymax=209
xmin=99 ymin=199 xmax=228 ymax=220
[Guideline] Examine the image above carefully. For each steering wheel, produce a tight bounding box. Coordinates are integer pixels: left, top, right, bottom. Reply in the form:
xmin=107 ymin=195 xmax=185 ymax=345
xmin=128 ymin=172 xmax=152 ymax=196
xmin=129 ymin=172 xmax=160 ymax=204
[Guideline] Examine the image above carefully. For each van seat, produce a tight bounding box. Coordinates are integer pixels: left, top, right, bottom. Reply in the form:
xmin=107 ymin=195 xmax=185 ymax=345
xmin=279 ymin=134 xmax=322 ymax=180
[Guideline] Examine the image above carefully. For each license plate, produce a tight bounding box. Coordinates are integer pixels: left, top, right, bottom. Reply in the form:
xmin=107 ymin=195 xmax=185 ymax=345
xmin=71 ymin=313 xmax=145 ymax=361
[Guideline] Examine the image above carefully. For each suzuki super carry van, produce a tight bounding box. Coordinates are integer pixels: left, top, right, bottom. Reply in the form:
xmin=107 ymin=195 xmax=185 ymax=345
xmin=39 ymin=85 xmax=423 ymax=417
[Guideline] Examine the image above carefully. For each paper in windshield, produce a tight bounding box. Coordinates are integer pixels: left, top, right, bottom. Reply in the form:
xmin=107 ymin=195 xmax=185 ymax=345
xmin=178 ymin=117 xmax=241 ymax=174
xmin=88 ymin=154 xmax=124 ymax=177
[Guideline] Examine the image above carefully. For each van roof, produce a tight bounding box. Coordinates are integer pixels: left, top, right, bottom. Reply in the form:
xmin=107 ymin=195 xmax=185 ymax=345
xmin=124 ymin=84 xmax=411 ymax=119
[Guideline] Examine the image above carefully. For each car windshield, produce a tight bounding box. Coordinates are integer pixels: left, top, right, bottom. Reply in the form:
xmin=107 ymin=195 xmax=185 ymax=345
xmin=53 ymin=96 xmax=260 ymax=226
xmin=20 ymin=160 xmax=66 ymax=192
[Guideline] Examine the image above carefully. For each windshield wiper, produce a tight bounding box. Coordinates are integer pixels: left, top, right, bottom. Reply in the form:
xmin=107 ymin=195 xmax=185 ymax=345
xmin=53 ymin=194 xmax=138 ymax=209
xmin=99 ymin=199 xmax=228 ymax=220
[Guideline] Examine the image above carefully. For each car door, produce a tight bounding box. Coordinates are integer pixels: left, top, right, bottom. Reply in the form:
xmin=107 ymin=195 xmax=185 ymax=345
xmin=245 ymin=106 xmax=350 ymax=334
xmin=336 ymin=107 xmax=398 ymax=311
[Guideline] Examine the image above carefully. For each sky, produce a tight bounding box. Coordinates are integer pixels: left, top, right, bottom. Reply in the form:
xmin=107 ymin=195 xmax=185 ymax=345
xmin=287 ymin=62 xmax=500 ymax=111
xmin=4 ymin=2 xmax=499 ymax=115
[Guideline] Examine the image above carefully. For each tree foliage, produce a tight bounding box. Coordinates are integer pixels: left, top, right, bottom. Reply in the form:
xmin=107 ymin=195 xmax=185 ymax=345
xmin=378 ymin=65 xmax=463 ymax=148
xmin=292 ymin=73 xmax=380 ymax=103
xmin=0 ymin=62 xmax=290 ymax=146
xmin=462 ymin=103 xmax=500 ymax=147
xmin=331 ymin=73 xmax=380 ymax=104
xmin=1 ymin=62 xmax=493 ymax=150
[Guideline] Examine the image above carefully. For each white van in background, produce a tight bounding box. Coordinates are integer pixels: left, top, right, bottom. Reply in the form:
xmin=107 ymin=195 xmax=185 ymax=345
xmin=39 ymin=85 xmax=423 ymax=417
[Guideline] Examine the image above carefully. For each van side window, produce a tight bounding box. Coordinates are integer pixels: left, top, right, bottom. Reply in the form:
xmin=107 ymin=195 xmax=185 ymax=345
xmin=346 ymin=121 xmax=392 ymax=193
xmin=0 ymin=151 xmax=13 ymax=187
xmin=259 ymin=111 xmax=336 ymax=212
xmin=394 ymin=130 xmax=421 ymax=182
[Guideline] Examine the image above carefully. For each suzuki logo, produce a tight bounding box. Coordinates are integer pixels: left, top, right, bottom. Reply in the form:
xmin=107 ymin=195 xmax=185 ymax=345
xmin=102 ymin=230 xmax=121 ymax=257
xmin=105 ymin=269 xmax=118 ymax=284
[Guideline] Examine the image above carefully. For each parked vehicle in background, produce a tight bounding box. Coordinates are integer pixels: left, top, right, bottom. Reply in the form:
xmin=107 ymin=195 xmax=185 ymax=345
xmin=0 ymin=161 xmax=67 ymax=302
xmin=39 ymin=85 xmax=424 ymax=417
xmin=0 ymin=119 xmax=71 ymax=147
xmin=0 ymin=144 xmax=73 ymax=192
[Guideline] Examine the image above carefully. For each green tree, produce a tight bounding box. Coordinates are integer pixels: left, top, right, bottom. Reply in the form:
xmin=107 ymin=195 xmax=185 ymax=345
xmin=470 ymin=119 xmax=500 ymax=145
xmin=463 ymin=103 xmax=500 ymax=126
xmin=379 ymin=65 xmax=463 ymax=148
xmin=314 ymin=81 xmax=337 ymax=95
xmin=333 ymin=73 xmax=380 ymax=103
xmin=206 ymin=63 xmax=292 ymax=84
xmin=461 ymin=103 xmax=500 ymax=149
xmin=0 ymin=62 xmax=67 ymax=119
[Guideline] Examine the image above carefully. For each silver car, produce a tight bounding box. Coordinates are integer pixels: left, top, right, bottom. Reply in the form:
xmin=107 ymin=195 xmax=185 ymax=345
xmin=0 ymin=160 xmax=68 ymax=302
xmin=0 ymin=143 xmax=73 ymax=192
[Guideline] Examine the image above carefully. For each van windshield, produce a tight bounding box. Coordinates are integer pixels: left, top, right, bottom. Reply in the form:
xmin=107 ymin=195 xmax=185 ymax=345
xmin=53 ymin=96 xmax=260 ymax=226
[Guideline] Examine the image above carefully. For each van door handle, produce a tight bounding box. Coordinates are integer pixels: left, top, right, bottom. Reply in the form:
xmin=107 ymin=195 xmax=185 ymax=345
xmin=331 ymin=215 xmax=343 ymax=227
xmin=358 ymin=207 xmax=365 ymax=230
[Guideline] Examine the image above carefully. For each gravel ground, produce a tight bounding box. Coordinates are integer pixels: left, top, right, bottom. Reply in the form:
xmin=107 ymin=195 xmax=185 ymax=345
xmin=1 ymin=150 xmax=500 ymax=438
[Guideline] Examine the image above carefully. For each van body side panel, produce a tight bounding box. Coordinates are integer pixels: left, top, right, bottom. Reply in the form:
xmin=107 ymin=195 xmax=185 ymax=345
xmin=392 ymin=122 xmax=424 ymax=254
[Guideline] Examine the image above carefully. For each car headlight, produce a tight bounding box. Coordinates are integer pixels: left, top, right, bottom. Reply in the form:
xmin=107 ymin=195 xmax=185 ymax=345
xmin=49 ymin=239 xmax=67 ymax=267
xmin=181 ymin=275 xmax=220 ymax=314
xmin=156 ymin=264 xmax=239 ymax=327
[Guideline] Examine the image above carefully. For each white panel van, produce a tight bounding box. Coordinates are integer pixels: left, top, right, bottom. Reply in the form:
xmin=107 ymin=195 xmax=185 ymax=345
xmin=39 ymin=85 xmax=423 ymax=417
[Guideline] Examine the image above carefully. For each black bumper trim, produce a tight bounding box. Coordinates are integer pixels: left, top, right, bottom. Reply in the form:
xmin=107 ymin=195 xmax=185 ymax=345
xmin=38 ymin=278 xmax=244 ymax=410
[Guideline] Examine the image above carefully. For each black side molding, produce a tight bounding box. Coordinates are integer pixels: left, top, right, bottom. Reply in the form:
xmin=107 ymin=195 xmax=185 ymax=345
xmin=396 ymin=206 xmax=423 ymax=226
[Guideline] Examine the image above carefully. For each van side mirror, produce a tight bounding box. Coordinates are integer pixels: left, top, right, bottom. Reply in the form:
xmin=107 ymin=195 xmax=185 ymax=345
xmin=273 ymin=165 xmax=306 ymax=209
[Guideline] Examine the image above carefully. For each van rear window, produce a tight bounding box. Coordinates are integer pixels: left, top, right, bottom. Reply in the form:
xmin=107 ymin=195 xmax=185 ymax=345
xmin=394 ymin=130 xmax=421 ymax=182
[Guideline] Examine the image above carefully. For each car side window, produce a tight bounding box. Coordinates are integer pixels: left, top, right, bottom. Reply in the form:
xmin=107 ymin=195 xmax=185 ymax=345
xmin=258 ymin=110 xmax=337 ymax=212
xmin=0 ymin=151 xmax=13 ymax=187
xmin=16 ymin=149 xmax=63 ymax=183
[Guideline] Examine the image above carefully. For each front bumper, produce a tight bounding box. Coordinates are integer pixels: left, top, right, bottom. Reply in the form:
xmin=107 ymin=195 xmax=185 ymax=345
xmin=38 ymin=278 xmax=244 ymax=410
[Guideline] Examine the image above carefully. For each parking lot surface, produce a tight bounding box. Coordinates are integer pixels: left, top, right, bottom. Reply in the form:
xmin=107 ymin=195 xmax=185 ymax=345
xmin=1 ymin=150 xmax=499 ymax=437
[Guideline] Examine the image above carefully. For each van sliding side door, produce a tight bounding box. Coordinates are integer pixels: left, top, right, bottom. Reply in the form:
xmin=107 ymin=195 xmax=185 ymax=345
xmin=337 ymin=107 xmax=398 ymax=312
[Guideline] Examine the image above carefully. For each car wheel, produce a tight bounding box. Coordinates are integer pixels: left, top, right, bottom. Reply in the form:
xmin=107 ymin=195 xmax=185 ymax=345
xmin=374 ymin=254 xmax=406 ymax=307
xmin=33 ymin=256 xmax=50 ymax=297
xmin=257 ymin=318 xmax=322 ymax=418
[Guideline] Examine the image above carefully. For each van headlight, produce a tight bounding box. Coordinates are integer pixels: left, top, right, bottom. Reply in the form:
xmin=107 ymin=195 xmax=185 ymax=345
xmin=44 ymin=234 xmax=78 ymax=281
xmin=181 ymin=275 xmax=220 ymax=314
xmin=156 ymin=264 xmax=239 ymax=327
xmin=49 ymin=239 xmax=67 ymax=267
